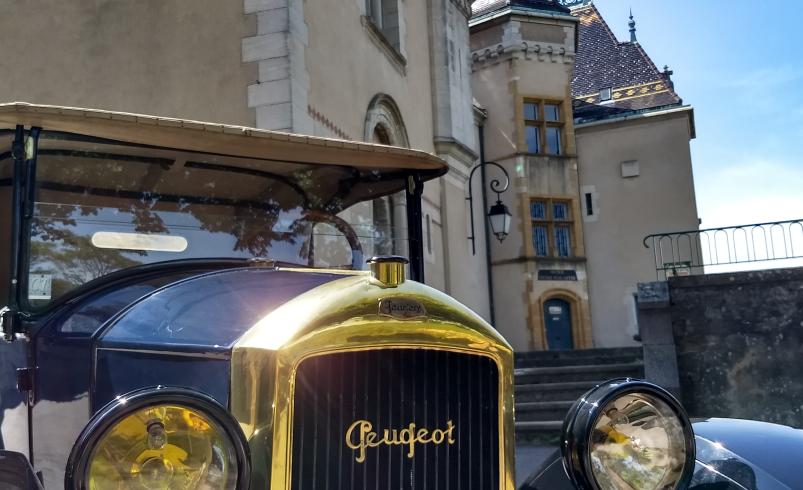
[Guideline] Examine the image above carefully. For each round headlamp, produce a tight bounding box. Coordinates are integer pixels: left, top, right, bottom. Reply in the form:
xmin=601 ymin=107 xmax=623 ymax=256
xmin=66 ymin=387 xmax=250 ymax=490
xmin=562 ymin=379 xmax=695 ymax=490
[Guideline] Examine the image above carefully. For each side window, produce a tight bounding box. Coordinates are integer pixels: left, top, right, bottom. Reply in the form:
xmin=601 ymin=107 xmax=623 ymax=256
xmin=523 ymin=100 xmax=565 ymax=156
xmin=530 ymin=198 xmax=574 ymax=258
xmin=366 ymin=0 xmax=401 ymax=52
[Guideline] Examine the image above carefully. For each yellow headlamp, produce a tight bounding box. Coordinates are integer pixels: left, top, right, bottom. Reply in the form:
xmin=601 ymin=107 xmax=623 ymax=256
xmin=66 ymin=387 xmax=250 ymax=490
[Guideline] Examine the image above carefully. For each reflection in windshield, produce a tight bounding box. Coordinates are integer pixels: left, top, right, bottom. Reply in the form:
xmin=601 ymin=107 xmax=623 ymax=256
xmin=26 ymin=132 xmax=409 ymax=307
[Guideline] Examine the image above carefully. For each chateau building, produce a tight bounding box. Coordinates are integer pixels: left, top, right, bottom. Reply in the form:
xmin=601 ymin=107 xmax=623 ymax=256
xmin=1 ymin=0 xmax=698 ymax=355
xmin=469 ymin=0 xmax=699 ymax=349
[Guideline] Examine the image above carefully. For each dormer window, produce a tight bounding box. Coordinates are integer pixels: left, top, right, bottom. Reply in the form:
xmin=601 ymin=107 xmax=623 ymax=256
xmin=600 ymin=88 xmax=612 ymax=101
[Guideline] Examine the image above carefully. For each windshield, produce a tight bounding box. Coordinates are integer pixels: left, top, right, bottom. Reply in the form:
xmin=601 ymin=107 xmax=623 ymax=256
xmin=24 ymin=131 xmax=409 ymax=308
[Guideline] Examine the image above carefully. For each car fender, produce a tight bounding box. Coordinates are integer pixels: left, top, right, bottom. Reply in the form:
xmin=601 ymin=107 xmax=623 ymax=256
xmin=0 ymin=450 xmax=44 ymax=490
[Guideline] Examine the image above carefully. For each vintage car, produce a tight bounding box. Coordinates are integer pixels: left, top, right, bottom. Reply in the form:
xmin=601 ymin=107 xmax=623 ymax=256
xmin=0 ymin=103 xmax=799 ymax=490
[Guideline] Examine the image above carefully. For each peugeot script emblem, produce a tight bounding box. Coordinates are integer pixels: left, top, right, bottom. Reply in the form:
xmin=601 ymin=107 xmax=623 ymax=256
xmin=345 ymin=420 xmax=456 ymax=463
xmin=378 ymin=298 xmax=427 ymax=320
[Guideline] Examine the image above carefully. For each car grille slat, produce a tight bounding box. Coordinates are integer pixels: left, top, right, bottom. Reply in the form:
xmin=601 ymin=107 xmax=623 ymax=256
xmin=291 ymin=349 xmax=499 ymax=490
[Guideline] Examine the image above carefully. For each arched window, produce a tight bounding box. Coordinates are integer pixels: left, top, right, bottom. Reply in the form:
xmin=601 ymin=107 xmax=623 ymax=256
xmin=372 ymin=124 xmax=391 ymax=145
xmin=364 ymin=95 xmax=408 ymax=147
xmin=364 ymin=95 xmax=409 ymax=255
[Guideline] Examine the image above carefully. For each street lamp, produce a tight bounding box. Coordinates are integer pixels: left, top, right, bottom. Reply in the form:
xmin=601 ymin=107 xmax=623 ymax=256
xmin=467 ymin=161 xmax=511 ymax=254
xmin=487 ymin=200 xmax=512 ymax=241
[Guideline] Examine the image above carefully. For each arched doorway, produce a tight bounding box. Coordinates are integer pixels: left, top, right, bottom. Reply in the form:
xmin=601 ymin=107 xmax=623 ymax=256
xmin=543 ymin=298 xmax=574 ymax=350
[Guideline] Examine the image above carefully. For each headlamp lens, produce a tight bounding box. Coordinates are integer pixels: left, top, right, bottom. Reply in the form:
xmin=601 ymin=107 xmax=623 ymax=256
xmin=85 ymin=404 xmax=238 ymax=489
xmin=589 ymin=392 xmax=688 ymax=490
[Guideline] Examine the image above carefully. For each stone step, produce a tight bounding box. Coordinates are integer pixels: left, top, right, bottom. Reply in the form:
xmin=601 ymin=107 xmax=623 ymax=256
xmin=515 ymin=420 xmax=563 ymax=433
xmin=515 ymin=400 xmax=575 ymax=422
xmin=515 ymin=380 xmax=604 ymax=403
xmin=515 ymin=354 xmax=643 ymax=368
xmin=515 ymin=347 xmax=642 ymax=364
xmin=512 ymin=348 xmax=646 ymax=443
xmin=515 ymin=362 xmax=644 ymax=384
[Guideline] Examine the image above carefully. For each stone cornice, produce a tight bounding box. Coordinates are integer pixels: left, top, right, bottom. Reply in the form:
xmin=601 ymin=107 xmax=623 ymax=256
xmin=472 ymin=39 xmax=575 ymax=69
xmin=433 ymin=137 xmax=479 ymax=175
xmin=470 ymin=6 xmax=577 ymax=27
xmin=451 ymin=0 xmax=472 ymax=18
xmin=574 ymin=105 xmax=695 ymax=139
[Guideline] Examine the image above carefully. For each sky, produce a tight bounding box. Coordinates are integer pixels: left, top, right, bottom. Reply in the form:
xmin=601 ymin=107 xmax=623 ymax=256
xmin=592 ymin=0 xmax=803 ymax=270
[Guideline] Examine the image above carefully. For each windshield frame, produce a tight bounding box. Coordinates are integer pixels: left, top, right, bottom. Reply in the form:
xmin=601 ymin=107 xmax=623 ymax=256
xmin=7 ymin=126 xmax=429 ymax=315
xmin=4 ymin=126 xmax=26 ymax=314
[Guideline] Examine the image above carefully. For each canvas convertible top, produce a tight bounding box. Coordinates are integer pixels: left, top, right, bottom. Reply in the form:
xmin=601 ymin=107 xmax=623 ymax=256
xmin=0 ymin=102 xmax=448 ymax=178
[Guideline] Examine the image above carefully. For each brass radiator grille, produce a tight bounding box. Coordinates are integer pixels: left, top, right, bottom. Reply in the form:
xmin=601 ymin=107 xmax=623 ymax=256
xmin=290 ymin=349 xmax=500 ymax=490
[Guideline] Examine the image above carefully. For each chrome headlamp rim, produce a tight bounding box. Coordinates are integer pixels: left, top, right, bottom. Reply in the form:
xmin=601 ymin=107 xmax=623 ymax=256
xmin=561 ymin=378 xmax=696 ymax=490
xmin=65 ymin=386 xmax=251 ymax=490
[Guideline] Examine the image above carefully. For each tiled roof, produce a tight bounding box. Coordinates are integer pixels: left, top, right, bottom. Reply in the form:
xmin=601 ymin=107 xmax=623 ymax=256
xmin=570 ymin=3 xmax=682 ymax=121
xmin=471 ymin=0 xmax=570 ymax=19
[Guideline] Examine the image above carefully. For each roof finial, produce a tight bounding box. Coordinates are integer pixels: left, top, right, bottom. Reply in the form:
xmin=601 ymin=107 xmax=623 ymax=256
xmin=629 ymin=8 xmax=637 ymax=43
xmin=663 ymin=65 xmax=675 ymax=89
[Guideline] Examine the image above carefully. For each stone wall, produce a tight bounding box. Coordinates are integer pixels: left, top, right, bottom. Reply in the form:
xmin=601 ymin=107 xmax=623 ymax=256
xmin=668 ymin=267 xmax=803 ymax=427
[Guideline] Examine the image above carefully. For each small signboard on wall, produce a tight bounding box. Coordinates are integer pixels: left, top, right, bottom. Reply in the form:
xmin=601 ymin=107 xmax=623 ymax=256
xmin=538 ymin=269 xmax=578 ymax=281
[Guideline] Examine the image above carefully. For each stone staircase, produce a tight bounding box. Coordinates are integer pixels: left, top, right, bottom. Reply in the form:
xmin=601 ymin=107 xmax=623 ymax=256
xmin=514 ymin=347 xmax=644 ymax=443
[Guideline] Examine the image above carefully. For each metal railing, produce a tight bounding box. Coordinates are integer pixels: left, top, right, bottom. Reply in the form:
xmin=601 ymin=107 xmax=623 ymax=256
xmin=643 ymin=219 xmax=803 ymax=279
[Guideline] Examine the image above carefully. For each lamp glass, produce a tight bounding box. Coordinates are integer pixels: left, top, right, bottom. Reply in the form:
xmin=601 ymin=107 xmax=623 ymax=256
xmin=589 ymin=392 xmax=688 ymax=490
xmin=488 ymin=202 xmax=512 ymax=241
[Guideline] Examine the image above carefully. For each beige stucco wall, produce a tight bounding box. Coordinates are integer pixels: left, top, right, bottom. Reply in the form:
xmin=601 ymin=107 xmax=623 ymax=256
xmin=305 ymin=0 xmax=434 ymax=149
xmin=303 ymin=0 xmax=491 ymax=320
xmin=439 ymin=167 xmax=492 ymax=317
xmin=577 ymin=108 xmax=699 ymax=347
xmin=305 ymin=0 xmax=445 ymax=298
xmin=471 ymin=13 xmax=590 ymax=350
xmin=0 ymin=0 xmax=257 ymax=126
xmin=471 ymin=15 xmax=576 ymax=161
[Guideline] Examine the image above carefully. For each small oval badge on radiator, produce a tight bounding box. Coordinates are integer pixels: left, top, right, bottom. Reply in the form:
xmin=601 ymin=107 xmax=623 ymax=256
xmin=378 ymin=298 xmax=427 ymax=320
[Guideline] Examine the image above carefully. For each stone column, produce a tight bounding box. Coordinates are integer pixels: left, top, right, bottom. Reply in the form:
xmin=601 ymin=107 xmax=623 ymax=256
xmin=243 ymin=0 xmax=312 ymax=133
xmin=637 ymin=281 xmax=681 ymax=399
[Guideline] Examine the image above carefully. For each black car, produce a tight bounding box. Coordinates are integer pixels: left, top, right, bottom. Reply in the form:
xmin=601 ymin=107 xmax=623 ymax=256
xmin=522 ymin=380 xmax=802 ymax=490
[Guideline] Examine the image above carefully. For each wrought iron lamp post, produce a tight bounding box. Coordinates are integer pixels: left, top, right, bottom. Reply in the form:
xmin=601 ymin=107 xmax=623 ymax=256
xmin=467 ymin=161 xmax=511 ymax=255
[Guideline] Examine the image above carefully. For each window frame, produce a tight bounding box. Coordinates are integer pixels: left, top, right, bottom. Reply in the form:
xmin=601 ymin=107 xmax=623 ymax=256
xmin=522 ymin=98 xmax=566 ymax=156
xmin=530 ymin=197 xmax=575 ymax=258
xmin=362 ymin=0 xmax=405 ymax=70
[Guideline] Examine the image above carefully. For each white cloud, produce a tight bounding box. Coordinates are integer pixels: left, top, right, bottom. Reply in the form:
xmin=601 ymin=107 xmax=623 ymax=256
xmin=697 ymin=157 xmax=803 ymax=228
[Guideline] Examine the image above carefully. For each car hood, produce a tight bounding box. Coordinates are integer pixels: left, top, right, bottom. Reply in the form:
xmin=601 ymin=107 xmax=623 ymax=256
xmin=96 ymin=268 xmax=344 ymax=353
